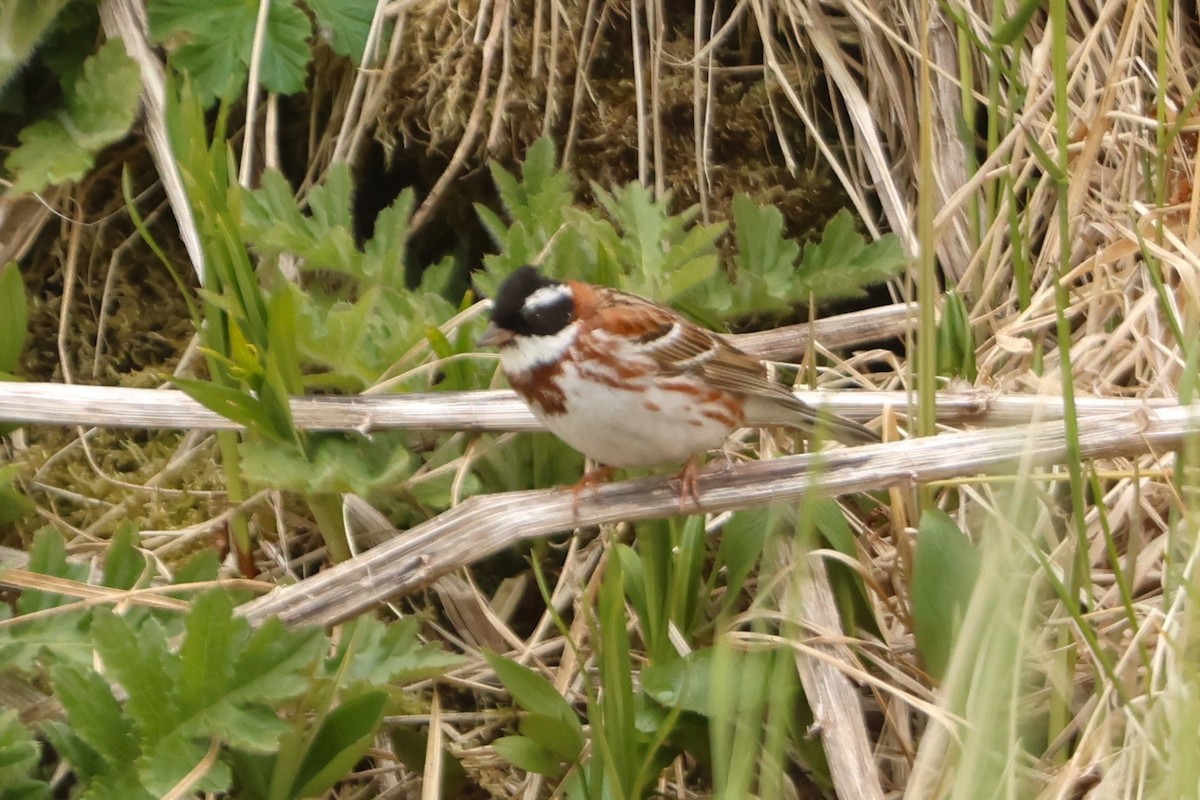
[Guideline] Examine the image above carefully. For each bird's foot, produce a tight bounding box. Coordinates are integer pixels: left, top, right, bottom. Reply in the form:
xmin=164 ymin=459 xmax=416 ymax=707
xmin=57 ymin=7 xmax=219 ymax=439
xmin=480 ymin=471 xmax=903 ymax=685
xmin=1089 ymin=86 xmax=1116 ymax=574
xmin=675 ymin=455 xmax=704 ymax=514
xmin=570 ymin=465 xmax=616 ymax=517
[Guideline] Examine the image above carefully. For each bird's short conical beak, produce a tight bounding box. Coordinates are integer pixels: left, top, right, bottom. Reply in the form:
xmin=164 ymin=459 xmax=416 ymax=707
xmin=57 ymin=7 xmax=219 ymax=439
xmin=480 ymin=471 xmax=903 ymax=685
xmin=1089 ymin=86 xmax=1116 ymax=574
xmin=477 ymin=323 xmax=515 ymax=349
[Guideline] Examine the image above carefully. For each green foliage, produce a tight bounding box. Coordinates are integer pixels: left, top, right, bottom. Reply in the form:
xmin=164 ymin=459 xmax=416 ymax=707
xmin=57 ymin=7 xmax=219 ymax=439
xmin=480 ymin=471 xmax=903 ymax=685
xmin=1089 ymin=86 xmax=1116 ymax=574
xmin=480 ymin=138 xmax=906 ymax=326
xmin=0 ymin=0 xmax=72 ymax=91
xmin=0 ymin=466 xmax=33 ymax=525
xmin=241 ymin=165 xmax=476 ymax=391
xmin=147 ymin=0 xmax=376 ymax=107
xmin=937 ymin=289 xmax=979 ymax=380
xmin=0 ymin=710 xmax=49 ymax=800
xmin=0 ymin=262 xmax=27 ymax=378
xmin=911 ymin=509 xmax=981 ymax=680
xmin=5 ymin=38 xmax=141 ymax=194
xmin=792 ymin=209 xmax=907 ymax=300
xmin=485 ymin=650 xmax=585 ymax=777
xmin=0 ymin=529 xmax=463 ymax=798
xmin=304 ymin=0 xmax=375 ymax=62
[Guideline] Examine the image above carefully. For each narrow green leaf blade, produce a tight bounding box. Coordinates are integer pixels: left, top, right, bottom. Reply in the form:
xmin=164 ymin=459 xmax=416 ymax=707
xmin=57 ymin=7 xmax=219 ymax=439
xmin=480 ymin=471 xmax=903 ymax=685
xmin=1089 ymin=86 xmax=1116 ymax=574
xmin=912 ymin=509 xmax=981 ymax=680
xmin=292 ymin=690 xmax=387 ymax=798
xmin=0 ymin=262 xmax=28 ymax=373
xmin=483 ymin=651 xmax=580 ymax=731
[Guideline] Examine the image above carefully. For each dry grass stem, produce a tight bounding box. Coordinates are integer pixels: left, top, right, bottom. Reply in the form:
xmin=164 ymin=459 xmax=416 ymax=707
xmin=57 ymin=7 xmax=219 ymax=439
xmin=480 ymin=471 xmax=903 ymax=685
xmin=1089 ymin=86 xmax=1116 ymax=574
xmin=239 ymin=406 xmax=1186 ymax=628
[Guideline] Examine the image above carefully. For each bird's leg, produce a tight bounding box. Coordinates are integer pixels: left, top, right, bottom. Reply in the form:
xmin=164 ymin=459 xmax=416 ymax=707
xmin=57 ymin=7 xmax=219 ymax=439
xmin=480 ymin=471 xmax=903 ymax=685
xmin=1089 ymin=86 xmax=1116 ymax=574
xmin=675 ymin=455 xmax=704 ymax=513
xmin=570 ymin=464 xmax=616 ymax=517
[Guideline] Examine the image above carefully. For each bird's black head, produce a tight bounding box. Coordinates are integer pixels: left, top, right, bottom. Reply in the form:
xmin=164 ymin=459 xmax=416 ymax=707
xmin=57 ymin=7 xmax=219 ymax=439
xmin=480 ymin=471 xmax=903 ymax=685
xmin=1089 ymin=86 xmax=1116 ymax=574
xmin=488 ymin=265 xmax=575 ymax=337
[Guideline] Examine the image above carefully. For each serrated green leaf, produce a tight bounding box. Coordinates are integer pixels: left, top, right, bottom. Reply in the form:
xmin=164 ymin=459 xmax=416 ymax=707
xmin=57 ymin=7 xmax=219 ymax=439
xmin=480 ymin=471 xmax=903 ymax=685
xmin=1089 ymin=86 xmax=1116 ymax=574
xmin=5 ymin=120 xmax=96 ymax=193
xmin=795 ymin=211 xmax=906 ymax=300
xmin=291 ymin=690 xmax=387 ymax=798
xmin=363 ymin=189 xmax=414 ymax=291
xmin=91 ymin=612 xmax=178 ymax=742
xmin=228 ymin=617 xmax=325 ymax=705
xmin=137 ymin=731 xmax=231 ymax=796
xmin=5 ymin=40 xmax=141 ymax=194
xmin=239 ymin=434 xmax=416 ymax=496
xmin=492 ymin=735 xmax=565 ymax=776
xmin=306 ymin=0 xmax=375 ymax=61
xmin=50 ymin=663 xmax=139 ymax=765
xmin=307 ymin=160 xmax=354 ymax=234
xmin=39 ymin=720 xmax=106 ymax=786
xmin=328 ymin=617 xmax=464 ymax=686
xmin=17 ymin=528 xmax=88 ymax=613
xmin=258 ymin=0 xmax=310 ymax=96
xmin=150 ymin=0 xmax=254 ymax=105
xmin=0 ymin=465 xmax=33 ymax=525
xmin=0 ymin=613 xmax=92 ymax=673
xmin=102 ymin=524 xmax=147 ymax=591
xmin=0 ymin=262 xmax=28 ymax=374
xmin=195 ymin=703 xmax=292 ymax=754
xmin=176 ymin=591 xmax=242 ymax=714
xmin=173 ymin=548 xmax=221 ymax=584
xmin=912 ymin=509 xmax=981 ymax=680
xmin=0 ymin=711 xmax=43 ymax=792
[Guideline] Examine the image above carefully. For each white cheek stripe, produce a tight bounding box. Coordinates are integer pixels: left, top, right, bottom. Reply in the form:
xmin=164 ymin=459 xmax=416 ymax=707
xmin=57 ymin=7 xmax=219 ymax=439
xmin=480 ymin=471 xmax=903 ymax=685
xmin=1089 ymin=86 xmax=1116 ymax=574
xmin=500 ymin=324 xmax=578 ymax=373
xmin=524 ymin=284 xmax=572 ymax=311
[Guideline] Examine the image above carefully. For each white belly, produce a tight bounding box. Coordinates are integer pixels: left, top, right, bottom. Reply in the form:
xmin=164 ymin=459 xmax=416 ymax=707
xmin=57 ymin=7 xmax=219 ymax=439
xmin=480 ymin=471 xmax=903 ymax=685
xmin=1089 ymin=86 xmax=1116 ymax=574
xmin=532 ymin=366 xmax=736 ymax=467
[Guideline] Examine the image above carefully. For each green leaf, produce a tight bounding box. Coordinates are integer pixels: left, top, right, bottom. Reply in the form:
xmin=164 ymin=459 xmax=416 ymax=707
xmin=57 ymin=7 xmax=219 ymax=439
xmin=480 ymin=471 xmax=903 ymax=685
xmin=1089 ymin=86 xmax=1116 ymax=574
xmin=0 ymin=610 xmax=92 ymax=673
xmin=258 ymin=0 xmax=310 ymax=96
xmin=90 ymin=611 xmax=178 ymax=742
xmin=0 ymin=465 xmax=33 ymax=525
xmin=0 ymin=0 xmax=73 ymax=90
xmin=0 ymin=262 xmax=28 ymax=374
xmin=176 ymin=591 xmax=243 ymax=716
xmin=5 ymin=39 xmax=141 ymax=193
xmin=518 ymin=713 xmax=584 ymax=763
xmin=50 ymin=662 xmax=140 ymax=765
xmin=911 ymin=509 xmax=981 ymax=680
xmin=483 ymin=652 xmax=580 ymax=729
xmin=641 ymin=649 xmax=715 ymax=716
xmin=717 ymin=509 xmax=770 ymax=602
xmin=0 ymin=710 xmax=48 ymax=800
xmin=172 ymin=377 xmax=282 ymax=441
xmin=149 ymin=0 xmax=311 ymax=105
xmin=492 ymin=735 xmax=565 ymax=776
xmin=17 ymin=528 xmax=88 ymax=613
xmin=306 ymin=0 xmax=375 ymax=62
xmin=937 ymin=289 xmax=977 ymax=380
xmin=291 ymin=690 xmax=387 ymax=798
xmin=327 ymin=617 xmax=464 ymax=686
xmin=794 ymin=210 xmax=906 ymax=301
xmin=102 ymin=524 xmax=148 ymax=590
xmin=992 ymin=0 xmax=1043 ymax=46
xmin=239 ymin=434 xmax=416 ymax=497
xmin=227 ymin=617 xmax=325 ymax=708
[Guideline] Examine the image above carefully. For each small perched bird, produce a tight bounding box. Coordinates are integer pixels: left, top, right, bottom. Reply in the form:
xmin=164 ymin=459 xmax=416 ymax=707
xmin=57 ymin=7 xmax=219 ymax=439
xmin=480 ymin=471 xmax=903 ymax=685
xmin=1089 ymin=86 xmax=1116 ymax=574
xmin=478 ymin=265 xmax=876 ymax=508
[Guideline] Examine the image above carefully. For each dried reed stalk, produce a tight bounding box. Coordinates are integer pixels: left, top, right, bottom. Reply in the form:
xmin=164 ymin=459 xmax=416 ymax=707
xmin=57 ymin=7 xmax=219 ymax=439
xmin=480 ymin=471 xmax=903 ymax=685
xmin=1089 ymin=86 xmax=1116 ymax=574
xmin=238 ymin=405 xmax=1188 ymax=628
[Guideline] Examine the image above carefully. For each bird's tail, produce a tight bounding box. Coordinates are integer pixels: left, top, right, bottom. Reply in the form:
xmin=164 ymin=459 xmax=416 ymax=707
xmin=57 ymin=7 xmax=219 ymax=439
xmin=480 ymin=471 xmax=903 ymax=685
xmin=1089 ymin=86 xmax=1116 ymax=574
xmin=744 ymin=396 xmax=879 ymax=446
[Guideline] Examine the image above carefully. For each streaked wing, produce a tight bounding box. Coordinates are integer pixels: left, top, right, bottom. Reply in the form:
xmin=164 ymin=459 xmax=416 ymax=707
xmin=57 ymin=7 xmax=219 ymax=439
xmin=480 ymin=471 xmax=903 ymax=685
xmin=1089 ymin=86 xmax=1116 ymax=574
xmin=584 ymin=285 xmax=877 ymax=444
xmin=589 ymin=287 xmax=797 ymax=405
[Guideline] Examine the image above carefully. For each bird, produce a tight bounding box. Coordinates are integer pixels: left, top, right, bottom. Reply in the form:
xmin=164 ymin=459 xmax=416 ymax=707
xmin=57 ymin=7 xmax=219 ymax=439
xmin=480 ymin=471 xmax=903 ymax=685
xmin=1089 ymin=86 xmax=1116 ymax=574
xmin=477 ymin=265 xmax=877 ymax=510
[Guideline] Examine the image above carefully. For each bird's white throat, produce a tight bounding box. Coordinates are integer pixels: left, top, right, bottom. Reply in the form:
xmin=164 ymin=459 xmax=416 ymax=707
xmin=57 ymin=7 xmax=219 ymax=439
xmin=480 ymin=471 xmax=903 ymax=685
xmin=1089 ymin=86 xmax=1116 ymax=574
xmin=499 ymin=323 xmax=578 ymax=375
